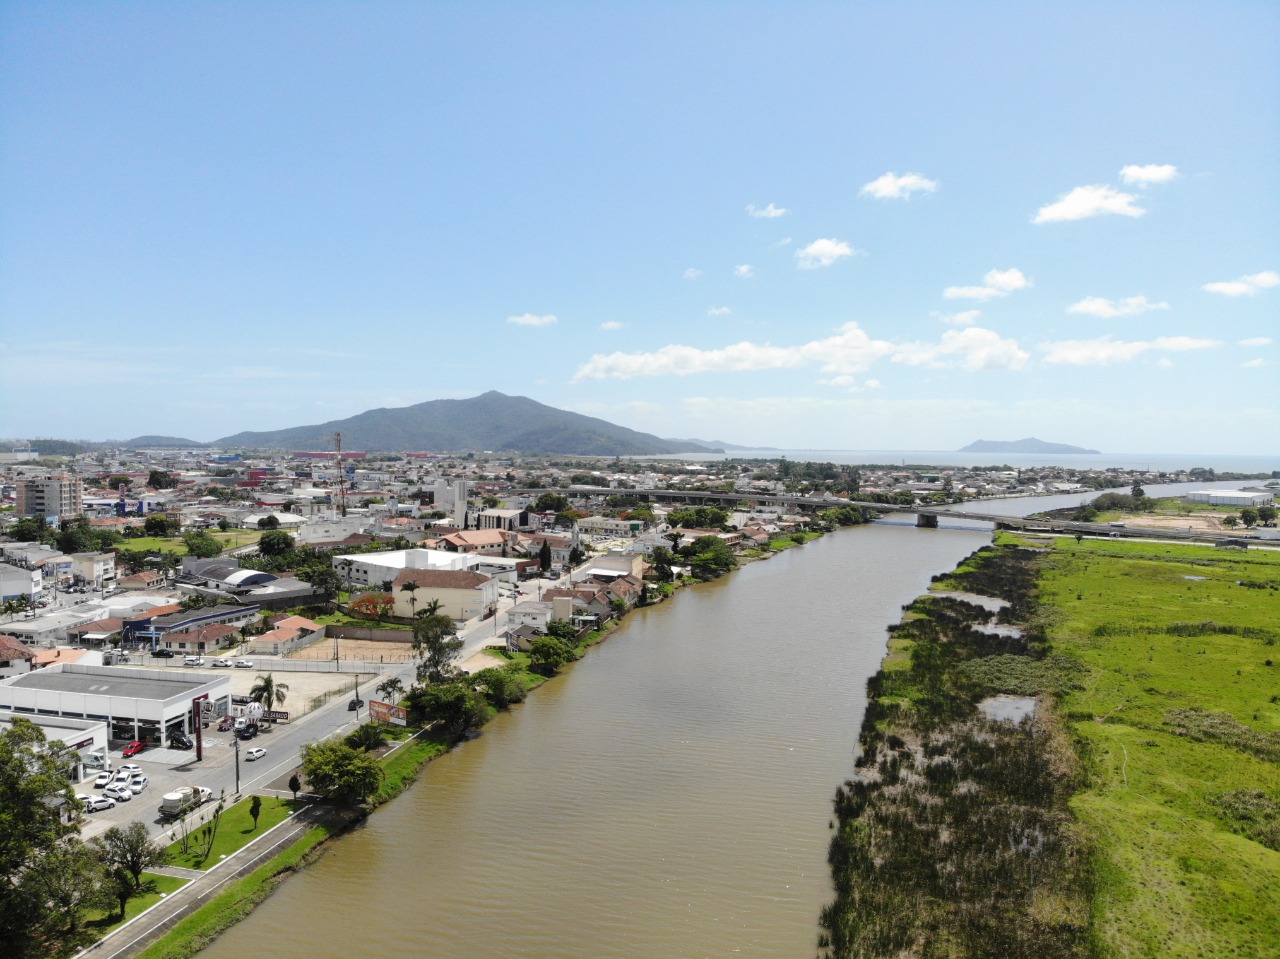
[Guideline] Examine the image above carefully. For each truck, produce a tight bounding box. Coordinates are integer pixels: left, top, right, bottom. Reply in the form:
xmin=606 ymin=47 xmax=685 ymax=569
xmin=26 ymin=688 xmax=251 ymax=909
xmin=159 ymin=786 xmax=213 ymax=819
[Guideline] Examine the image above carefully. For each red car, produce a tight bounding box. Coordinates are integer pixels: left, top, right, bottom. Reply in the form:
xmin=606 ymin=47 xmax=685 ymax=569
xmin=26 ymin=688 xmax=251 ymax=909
xmin=122 ymin=740 xmax=147 ymax=757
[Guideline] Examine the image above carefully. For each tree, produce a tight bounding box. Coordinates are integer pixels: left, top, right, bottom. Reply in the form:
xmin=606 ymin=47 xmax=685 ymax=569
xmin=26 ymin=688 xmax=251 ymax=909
xmin=568 ymin=545 xmax=585 ymax=567
xmin=1258 ymin=505 xmax=1277 ymax=526
xmin=256 ymin=514 xmax=280 ymax=530
xmin=545 ymin=619 xmax=578 ymax=642
xmin=376 ymin=676 xmax=404 ymax=703
xmin=404 ymin=681 xmax=488 ymax=738
xmin=530 ymin=636 xmax=576 ymax=675
xmin=144 ymin=515 xmax=174 ymax=537
xmin=685 ymin=535 xmax=737 ymax=580
xmin=1239 ymin=506 xmax=1259 ymax=528
xmin=217 ymin=517 xmax=231 ymax=532
xmin=534 ymin=492 xmax=569 ymax=513
xmin=1131 ymin=482 xmax=1145 ymax=501
xmin=90 ymin=822 xmax=167 ymax=892
xmin=468 ymin=666 xmax=529 ymax=709
xmin=26 ymin=839 xmax=110 ymax=934
xmin=413 ymin=612 xmax=463 ymax=683
xmin=1223 ymin=515 xmax=1239 ymax=528
xmin=304 ymin=566 xmax=343 ymax=600
xmin=288 ymin=773 xmax=301 ymax=801
xmin=301 ymin=739 xmax=384 ymax=806
xmin=349 ymin=593 xmax=394 ymax=622
xmin=338 ymin=558 xmax=355 ymax=592
xmin=249 ymin=795 xmax=262 ymax=830
xmin=249 ymin=674 xmax=289 ymax=724
xmin=147 ymin=470 xmax=178 ymax=489
xmin=555 ymin=509 xmax=585 ymax=528
xmin=669 ymin=506 xmax=730 ymax=529
xmin=182 ymin=529 xmax=222 ymax=558
xmin=399 ymin=580 xmax=420 ymax=618
xmin=0 ymin=719 xmax=79 ymax=952
xmin=257 ymin=529 xmax=294 ymax=557
xmin=345 ymin=722 xmax=385 ymax=751
xmin=538 ymin=539 xmax=552 ymax=572
xmin=11 ymin=516 xmax=53 ymax=544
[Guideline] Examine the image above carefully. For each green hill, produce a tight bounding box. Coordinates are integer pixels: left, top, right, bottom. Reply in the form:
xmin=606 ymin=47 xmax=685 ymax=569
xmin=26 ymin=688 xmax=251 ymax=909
xmin=214 ymin=391 xmax=723 ymax=455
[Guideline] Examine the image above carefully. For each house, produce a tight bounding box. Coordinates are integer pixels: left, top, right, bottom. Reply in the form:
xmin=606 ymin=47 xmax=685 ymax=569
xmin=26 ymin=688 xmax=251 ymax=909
xmin=390 ymin=568 xmax=499 ymax=622
xmin=117 ymin=570 xmax=166 ymax=591
xmin=506 ymin=599 xmax=554 ymax=633
xmin=515 ymin=533 xmax=573 ymax=567
xmin=245 ymin=615 xmax=323 ymax=655
xmin=0 ymin=633 xmax=36 ymax=678
xmin=70 ymin=552 xmax=117 ymax=590
xmin=475 ymin=508 xmax=528 ymax=531
xmin=433 ymin=529 xmax=510 ymax=556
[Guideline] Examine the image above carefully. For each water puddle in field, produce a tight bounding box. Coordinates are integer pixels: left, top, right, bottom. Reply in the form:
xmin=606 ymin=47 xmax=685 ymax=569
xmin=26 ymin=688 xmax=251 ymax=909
xmin=930 ymin=591 xmax=1009 ymax=612
xmin=978 ymin=695 xmax=1038 ymax=724
xmin=1183 ymin=575 xmax=1207 ymax=581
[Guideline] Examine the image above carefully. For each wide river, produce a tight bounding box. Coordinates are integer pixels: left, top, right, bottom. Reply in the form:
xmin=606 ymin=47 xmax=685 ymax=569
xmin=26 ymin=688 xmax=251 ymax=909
xmin=198 ymin=482 xmax=1246 ymax=959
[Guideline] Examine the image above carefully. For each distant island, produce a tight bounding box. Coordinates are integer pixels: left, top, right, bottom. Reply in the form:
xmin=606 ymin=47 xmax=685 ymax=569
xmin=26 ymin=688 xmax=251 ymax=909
xmin=958 ymin=438 xmax=1100 ymax=454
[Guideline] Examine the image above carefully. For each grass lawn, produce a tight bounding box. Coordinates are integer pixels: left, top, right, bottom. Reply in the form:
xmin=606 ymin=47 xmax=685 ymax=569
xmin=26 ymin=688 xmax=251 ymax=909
xmin=1036 ymin=535 xmax=1280 ymax=958
xmin=161 ymin=796 xmax=302 ymax=870
xmin=768 ymin=532 xmax=820 ymax=550
xmin=118 ymin=530 xmax=262 ymax=556
xmin=80 ymin=871 xmax=189 ymax=939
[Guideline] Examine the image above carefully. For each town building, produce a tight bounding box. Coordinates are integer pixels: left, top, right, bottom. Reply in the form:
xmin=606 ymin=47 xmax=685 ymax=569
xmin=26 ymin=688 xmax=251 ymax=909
xmin=15 ymin=474 xmax=83 ymax=521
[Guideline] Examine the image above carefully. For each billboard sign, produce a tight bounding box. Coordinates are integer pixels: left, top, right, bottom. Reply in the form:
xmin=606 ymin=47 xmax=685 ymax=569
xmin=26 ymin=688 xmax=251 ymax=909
xmin=368 ymin=700 xmax=408 ymax=726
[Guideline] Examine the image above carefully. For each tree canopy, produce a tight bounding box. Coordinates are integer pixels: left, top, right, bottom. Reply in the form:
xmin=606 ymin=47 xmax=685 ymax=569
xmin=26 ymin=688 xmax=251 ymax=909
xmin=301 ymin=739 xmax=384 ymax=806
xmin=413 ymin=612 xmax=463 ymax=683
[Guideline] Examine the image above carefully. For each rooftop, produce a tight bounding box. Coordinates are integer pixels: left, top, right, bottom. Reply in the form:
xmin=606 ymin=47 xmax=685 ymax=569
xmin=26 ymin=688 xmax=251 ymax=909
xmin=6 ymin=665 xmax=213 ymax=701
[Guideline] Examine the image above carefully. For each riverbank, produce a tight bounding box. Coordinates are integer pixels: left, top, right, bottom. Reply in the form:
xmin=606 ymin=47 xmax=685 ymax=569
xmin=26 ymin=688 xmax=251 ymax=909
xmin=822 ymin=534 xmax=1280 ymax=958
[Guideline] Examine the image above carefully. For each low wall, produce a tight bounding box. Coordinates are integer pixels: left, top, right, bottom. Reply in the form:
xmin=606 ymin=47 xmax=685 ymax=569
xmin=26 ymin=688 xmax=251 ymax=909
xmin=324 ymin=624 xmax=416 ymax=644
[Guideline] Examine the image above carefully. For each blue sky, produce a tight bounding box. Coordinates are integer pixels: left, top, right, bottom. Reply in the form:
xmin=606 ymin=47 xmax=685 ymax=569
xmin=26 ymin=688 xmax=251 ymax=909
xmin=2 ymin=2 xmax=1277 ymax=453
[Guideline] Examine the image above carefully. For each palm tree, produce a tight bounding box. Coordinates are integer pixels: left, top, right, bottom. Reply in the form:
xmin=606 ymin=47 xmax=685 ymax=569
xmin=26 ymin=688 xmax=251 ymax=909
xmin=399 ymin=581 xmax=419 ymax=619
xmin=422 ymin=598 xmax=443 ymax=617
xmin=249 ymin=673 xmax=290 ymax=725
xmin=376 ymin=677 xmax=404 ymax=703
xmin=338 ymin=559 xmax=355 ymax=594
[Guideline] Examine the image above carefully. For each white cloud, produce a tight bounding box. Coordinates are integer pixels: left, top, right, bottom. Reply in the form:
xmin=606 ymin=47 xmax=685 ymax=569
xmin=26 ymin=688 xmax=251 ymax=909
xmin=1040 ymin=334 xmax=1219 ymax=365
xmin=600 ymin=320 xmax=625 ymax=330
xmin=573 ymin=322 xmax=895 ymax=381
xmin=1156 ymin=358 xmax=1174 ymax=368
xmin=1067 ymin=295 xmax=1170 ymax=318
xmin=795 ymin=238 xmax=859 ymax=269
xmin=943 ymin=267 xmax=1032 ymax=300
xmin=1033 ymin=185 xmax=1145 ymax=223
xmin=1242 ymin=358 xmax=1266 ymax=368
xmin=1239 ymin=337 xmax=1273 ymax=346
xmin=772 ymin=237 xmax=793 ymax=248
xmin=734 ymin=264 xmax=754 ymax=279
xmin=573 ymin=322 xmax=1029 ymax=382
xmin=1202 ymin=270 xmax=1280 ymax=296
xmin=931 ymin=310 xmax=982 ymax=327
xmin=708 ymin=307 xmax=733 ymax=317
xmin=1120 ymin=163 xmax=1178 ymax=185
xmin=507 ymin=313 xmax=557 ymax=327
xmin=860 ymin=171 xmax=939 ymax=200
xmin=892 ymin=327 xmax=1030 ymax=372
xmin=683 ymin=268 xmax=702 ymax=280
xmin=746 ymin=203 xmax=788 ymax=218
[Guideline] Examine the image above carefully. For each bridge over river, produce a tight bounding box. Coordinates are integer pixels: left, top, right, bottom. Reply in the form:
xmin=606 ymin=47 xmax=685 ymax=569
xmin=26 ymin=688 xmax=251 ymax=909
xmin=512 ymin=487 xmax=1252 ymax=546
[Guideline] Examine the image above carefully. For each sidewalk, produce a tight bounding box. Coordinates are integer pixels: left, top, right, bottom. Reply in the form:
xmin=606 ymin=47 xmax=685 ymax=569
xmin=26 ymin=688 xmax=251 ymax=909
xmin=81 ymin=802 xmax=341 ymax=959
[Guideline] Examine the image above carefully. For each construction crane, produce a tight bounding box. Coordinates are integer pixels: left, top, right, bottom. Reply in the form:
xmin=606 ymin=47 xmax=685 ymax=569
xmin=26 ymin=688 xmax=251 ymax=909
xmin=335 ymin=431 xmax=348 ymax=517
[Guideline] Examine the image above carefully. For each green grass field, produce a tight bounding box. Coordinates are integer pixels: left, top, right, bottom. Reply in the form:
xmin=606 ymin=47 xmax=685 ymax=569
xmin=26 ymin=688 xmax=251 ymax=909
xmin=162 ymin=796 xmax=301 ymax=870
xmin=80 ymin=871 xmax=189 ymax=939
xmin=1036 ymin=536 xmax=1280 ymax=957
xmin=118 ymin=530 xmax=263 ymax=556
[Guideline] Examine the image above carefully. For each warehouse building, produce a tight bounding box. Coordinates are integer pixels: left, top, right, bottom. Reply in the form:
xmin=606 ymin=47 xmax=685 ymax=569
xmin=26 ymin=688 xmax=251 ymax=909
xmin=1183 ymin=489 xmax=1275 ymax=507
xmin=0 ymin=663 xmax=229 ymax=745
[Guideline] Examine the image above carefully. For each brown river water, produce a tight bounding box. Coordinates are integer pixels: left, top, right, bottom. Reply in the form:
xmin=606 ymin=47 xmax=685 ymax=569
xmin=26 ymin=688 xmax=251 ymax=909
xmin=202 ymin=483 xmax=1228 ymax=958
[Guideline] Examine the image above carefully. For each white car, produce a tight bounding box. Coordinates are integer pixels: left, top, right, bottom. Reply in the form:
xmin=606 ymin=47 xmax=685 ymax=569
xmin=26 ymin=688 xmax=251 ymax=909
xmin=244 ymin=746 xmax=266 ymax=761
xmin=116 ymin=763 xmax=142 ymax=776
xmin=210 ymin=659 xmax=233 ymax=668
xmin=234 ymin=660 xmax=254 ymax=668
xmin=82 ymin=795 xmax=115 ymax=813
xmin=183 ymin=657 xmax=205 ymax=667
xmin=129 ymin=775 xmax=149 ymax=794
xmin=93 ymin=771 xmax=114 ymax=789
xmin=103 ymin=784 xmax=133 ymax=802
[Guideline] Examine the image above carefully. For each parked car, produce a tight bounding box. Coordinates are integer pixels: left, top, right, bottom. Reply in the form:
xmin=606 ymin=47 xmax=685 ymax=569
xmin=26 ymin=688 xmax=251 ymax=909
xmin=117 ymin=763 xmax=142 ymax=776
xmin=233 ymin=659 xmax=254 ymax=668
xmin=103 ymin=784 xmax=133 ymax=802
xmin=83 ymin=795 xmax=116 ymax=813
xmin=93 ymin=771 xmax=114 ymax=788
xmin=210 ymin=659 xmax=233 ymax=668
xmin=168 ymin=732 xmax=194 ymax=750
xmin=183 ymin=657 xmax=205 ymax=667
xmin=151 ymin=648 xmax=174 ymax=658
xmin=129 ymin=775 xmax=149 ymax=794
xmin=122 ymin=741 xmax=147 ymax=757
xmin=244 ymin=747 xmax=266 ymax=761
xmin=217 ymin=717 xmax=235 ymax=731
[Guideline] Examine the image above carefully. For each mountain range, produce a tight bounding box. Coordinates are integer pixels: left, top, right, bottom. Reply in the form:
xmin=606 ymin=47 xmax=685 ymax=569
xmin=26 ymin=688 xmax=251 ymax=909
xmin=207 ymin=392 xmax=723 ymax=455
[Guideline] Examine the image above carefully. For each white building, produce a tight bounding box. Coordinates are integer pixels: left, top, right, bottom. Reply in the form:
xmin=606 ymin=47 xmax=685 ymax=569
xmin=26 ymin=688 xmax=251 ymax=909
xmin=331 ymin=548 xmax=479 ymax=589
xmin=0 ymin=663 xmax=231 ymax=744
xmin=1183 ymin=489 xmax=1274 ymax=507
xmin=0 ymin=562 xmax=42 ymax=601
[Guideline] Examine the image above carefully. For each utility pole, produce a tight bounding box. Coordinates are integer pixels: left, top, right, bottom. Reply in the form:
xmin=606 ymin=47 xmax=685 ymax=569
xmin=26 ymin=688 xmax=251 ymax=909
xmin=335 ymin=431 xmax=348 ymax=517
xmin=234 ymin=735 xmax=241 ymax=795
